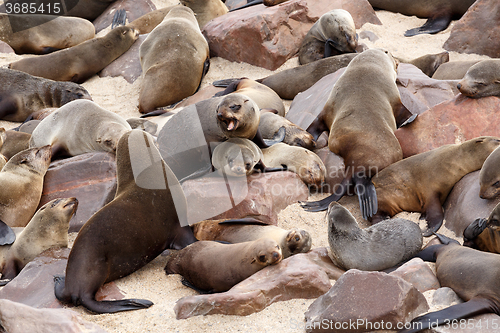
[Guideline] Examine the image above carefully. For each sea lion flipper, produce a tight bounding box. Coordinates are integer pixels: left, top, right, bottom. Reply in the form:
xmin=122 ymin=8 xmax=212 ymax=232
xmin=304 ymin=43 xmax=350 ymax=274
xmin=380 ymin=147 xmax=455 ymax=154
xmin=0 ymin=279 xmax=10 ymax=286
xmin=253 ymin=127 xmax=285 ymax=148
xmin=354 ymin=176 xmax=378 ymax=220
xmin=421 ymin=196 xmax=445 ymax=237
xmin=324 ymin=39 xmax=341 ymax=58
xmin=112 ymin=9 xmax=127 ymax=29
xmin=181 ymin=278 xmax=214 ymax=294
xmin=463 ymin=218 xmax=489 ymax=240
xmin=0 ymin=219 xmax=16 ymax=246
xmin=300 ymin=177 xmax=349 ymax=212
xmin=404 ymin=16 xmax=451 ymax=37
xmin=218 ymin=217 xmax=268 ymax=225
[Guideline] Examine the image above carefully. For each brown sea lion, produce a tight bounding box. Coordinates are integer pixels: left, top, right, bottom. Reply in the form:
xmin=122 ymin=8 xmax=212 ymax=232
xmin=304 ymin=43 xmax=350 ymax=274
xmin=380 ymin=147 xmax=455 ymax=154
xmin=0 ymin=129 xmax=31 ymax=160
xmin=138 ymin=5 xmax=210 ymax=113
xmin=400 ymin=243 xmax=500 ymax=332
xmin=126 ymin=6 xmax=175 ymax=34
xmin=298 ymin=9 xmax=358 ymax=65
xmin=457 ymin=60 xmax=500 ymax=98
xmin=9 ymin=26 xmax=139 ymax=84
xmin=463 ymin=202 xmax=500 ymax=254
xmin=397 ymin=51 xmax=450 ymax=77
xmin=431 ymin=60 xmax=480 ymax=80
xmin=54 ymin=129 xmax=197 ymax=313
xmin=179 ymin=0 xmax=228 ymax=28
xmin=0 ymin=14 xmax=95 ymax=54
xmin=0 ymin=197 xmax=78 ymax=281
xmin=259 ymin=111 xmax=316 ymax=150
xmin=327 ymin=202 xmax=422 ymax=271
xmin=193 ymin=218 xmax=312 ymax=258
xmin=0 ymin=68 xmax=91 ymax=122
xmin=479 ymin=146 xmax=500 ymax=200
xmin=29 ymin=100 xmax=132 ymax=158
xmin=164 ymin=238 xmax=282 ymax=293
xmin=371 ymin=137 xmax=500 ymax=236
xmin=367 ymin=0 xmax=476 ymax=37
xmin=0 ymin=145 xmax=52 ymax=228
xmin=300 ymin=49 xmax=408 ymax=218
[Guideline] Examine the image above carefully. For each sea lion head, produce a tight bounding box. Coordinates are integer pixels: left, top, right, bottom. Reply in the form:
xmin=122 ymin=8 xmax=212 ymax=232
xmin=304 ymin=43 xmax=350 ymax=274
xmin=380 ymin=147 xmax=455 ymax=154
xmin=319 ymin=9 xmax=358 ymax=53
xmin=458 ymin=60 xmax=500 ymax=98
xmin=96 ymin=123 xmax=132 ymax=154
xmin=285 ymin=228 xmax=312 ymax=255
xmin=59 ymin=84 xmax=92 ymax=105
xmin=251 ymin=238 xmax=282 ymax=266
xmin=479 ymin=146 xmax=500 ymax=199
xmin=4 ymin=145 xmax=52 ymax=175
xmin=216 ymin=94 xmax=259 ymax=138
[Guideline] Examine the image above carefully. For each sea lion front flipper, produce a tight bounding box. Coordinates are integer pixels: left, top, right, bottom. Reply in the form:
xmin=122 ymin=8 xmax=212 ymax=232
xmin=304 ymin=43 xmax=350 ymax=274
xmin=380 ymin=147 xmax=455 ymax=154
xmin=181 ymin=278 xmax=214 ymax=294
xmin=218 ymin=217 xmax=268 ymax=226
xmin=421 ymin=195 xmax=445 ymax=237
xmin=398 ymin=298 xmax=495 ymax=333
xmin=213 ymin=79 xmax=244 ymax=97
xmin=300 ymin=177 xmax=349 ymax=212
xmin=324 ymin=39 xmax=342 ymax=58
xmin=254 ymin=127 xmax=285 ymax=148
xmin=112 ymin=9 xmax=127 ymax=29
xmin=404 ymin=16 xmax=451 ymax=37
xmin=195 ymin=58 xmax=211 ymax=94
xmin=0 ymin=219 xmax=15 ymax=246
xmin=354 ymin=175 xmax=378 ymax=221
xmin=433 ymin=233 xmax=461 ymax=245
xmin=463 ymin=218 xmax=488 ymax=240
xmin=140 ymin=109 xmax=169 ymax=118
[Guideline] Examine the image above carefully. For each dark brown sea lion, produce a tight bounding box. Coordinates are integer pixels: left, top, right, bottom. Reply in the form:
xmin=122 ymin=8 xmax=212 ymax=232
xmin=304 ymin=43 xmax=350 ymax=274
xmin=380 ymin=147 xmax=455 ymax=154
xmin=54 ymin=129 xmax=197 ymax=313
xmin=457 ymin=60 xmax=500 ymax=98
xmin=179 ymin=0 xmax=228 ymax=28
xmin=9 ymin=26 xmax=139 ymax=84
xmin=0 ymin=68 xmax=91 ymax=122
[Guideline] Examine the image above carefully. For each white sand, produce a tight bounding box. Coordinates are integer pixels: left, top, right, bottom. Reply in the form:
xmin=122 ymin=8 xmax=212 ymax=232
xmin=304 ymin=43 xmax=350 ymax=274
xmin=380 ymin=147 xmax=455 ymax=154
xmin=0 ymin=1 xmax=491 ymax=332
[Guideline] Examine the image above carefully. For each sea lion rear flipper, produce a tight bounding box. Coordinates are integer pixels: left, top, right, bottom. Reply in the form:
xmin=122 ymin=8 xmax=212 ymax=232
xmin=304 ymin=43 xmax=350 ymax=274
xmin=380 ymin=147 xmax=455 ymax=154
xmin=354 ymin=175 xmax=378 ymax=221
xmin=181 ymin=278 xmax=214 ymax=294
xmin=213 ymin=79 xmax=244 ymax=97
xmin=463 ymin=218 xmax=488 ymax=240
xmin=212 ymin=78 xmax=243 ymax=88
xmin=140 ymin=109 xmax=169 ymax=118
xmin=404 ymin=16 xmax=451 ymax=37
xmin=112 ymin=9 xmax=127 ymax=29
xmin=300 ymin=177 xmax=349 ymax=212
xmin=432 ymin=233 xmax=461 ymax=245
xmin=421 ymin=196 xmax=445 ymax=237
xmin=0 ymin=219 xmax=15 ymax=245
xmin=398 ymin=298 xmax=495 ymax=333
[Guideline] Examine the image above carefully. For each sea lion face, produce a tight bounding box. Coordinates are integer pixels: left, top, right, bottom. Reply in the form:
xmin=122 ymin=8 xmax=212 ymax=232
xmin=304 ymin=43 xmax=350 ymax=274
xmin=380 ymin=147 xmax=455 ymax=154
xmin=321 ymin=9 xmax=358 ymax=53
xmin=458 ymin=60 xmax=500 ymax=98
xmin=4 ymin=145 xmax=51 ymax=174
xmin=59 ymin=85 xmax=92 ymax=105
xmin=226 ymin=146 xmax=255 ymax=176
xmin=479 ymin=147 xmax=500 ymax=199
xmin=96 ymin=123 xmax=130 ymax=153
xmin=251 ymin=238 xmax=282 ymax=266
xmin=285 ymin=228 xmax=312 ymax=255
xmin=216 ymin=94 xmax=258 ymax=135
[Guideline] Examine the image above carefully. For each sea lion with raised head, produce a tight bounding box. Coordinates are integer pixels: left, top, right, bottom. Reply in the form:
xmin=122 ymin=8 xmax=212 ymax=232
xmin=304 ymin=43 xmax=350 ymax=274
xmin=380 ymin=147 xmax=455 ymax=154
xmin=258 ymin=111 xmax=316 ymax=150
xmin=457 ymin=60 xmax=500 ymax=98
xmin=431 ymin=60 xmax=480 ymax=80
xmin=0 ymin=129 xmax=31 ymax=160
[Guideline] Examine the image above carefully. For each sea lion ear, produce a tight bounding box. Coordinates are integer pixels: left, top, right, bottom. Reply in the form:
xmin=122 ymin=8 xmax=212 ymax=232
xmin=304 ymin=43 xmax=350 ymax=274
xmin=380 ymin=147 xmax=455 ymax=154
xmin=250 ymin=257 xmax=256 ymax=264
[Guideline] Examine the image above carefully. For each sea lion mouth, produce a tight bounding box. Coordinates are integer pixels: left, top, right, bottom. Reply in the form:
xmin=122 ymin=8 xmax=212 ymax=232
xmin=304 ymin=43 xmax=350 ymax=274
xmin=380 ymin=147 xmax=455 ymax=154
xmin=218 ymin=115 xmax=239 ymax=131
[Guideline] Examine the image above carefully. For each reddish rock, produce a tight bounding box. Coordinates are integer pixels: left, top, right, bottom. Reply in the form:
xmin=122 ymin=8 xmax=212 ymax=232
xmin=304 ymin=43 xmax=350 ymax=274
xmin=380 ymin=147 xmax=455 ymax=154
xmin=305 ymin=270 xmax=429 ymax=332
xmin=174 ymin=247 xmax=345 ymax=319
xmin=93 ymin=0 xmax=156 ymax=33
xmin=443 ymin=171 xmax=500 ymax=237
xmin=431 ymin=287 xmax=463 ymax=308
xmin=314 ymin=147 xmax=345 ymax=194
xmin=395 ymin=95 xmax=500 ymax=158
xmin=39 ymin=153 xmax=117 ymax=233
xmin=203 ymin=0 xmax=380 ymax=70
xmin=0 ymin=40 xmax=14 ymax=53
xmin=443 ymin=0 xmax=500 ymax=58
xmin=389 ymin=258 xmax=440 ymax=293
xmin=100 ymin=34 xmax=147 ymax=83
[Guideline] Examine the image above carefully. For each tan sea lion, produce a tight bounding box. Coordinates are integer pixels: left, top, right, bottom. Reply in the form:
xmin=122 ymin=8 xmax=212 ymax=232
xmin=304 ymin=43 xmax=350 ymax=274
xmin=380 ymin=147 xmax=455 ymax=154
xmin=0 ymin=145 xmax=52 ymax=228
xmin=479 ymin=146 xmax=500 ymax=199
xmin=211 ymin=138 xmax=263 ymax=177
xmin=0 ymin=129 xmax=31 ymax=160
xmin=179 ymin=0 xmax=228 ymax=28
xmin=0 ymin=68 xmax=91 ymax=122
xmin=54 ymin=129 xmax=197 ymax=313
xmin=0 ymin=14 xmax=95 ymax=54
xmin=259 ymin=111 xmax=315 ymax=150
xmin=457 ymin=60 xmax=500 ymax=98
xmin=126 ymin=6 xmax=175 ymax=34
xmin=164 ymin=238 xmax=282 ymax=293
xmin=138 ymin=5 xmax=210 ymax=113
xmin=397 ymin=51 xmax=450 ymax=77
xmin=0 ymin=197 xmax=78 ymax=281
xmin=29 ymin=100 xmax=132 ymax=158
xmin=431 ymin=60 xmax=480 ymax=80
xmin=9 ymin=26 xmax=139 ymax=84
xmin=370 ymin=137 xmax=500 ymax=236
xmin=298 ymin=9 xmax=358 ymax=65
xmin=193 ymin=218 xmax=312 ymax=258
xmin=327 ymin=202 xmax=422 ymax=271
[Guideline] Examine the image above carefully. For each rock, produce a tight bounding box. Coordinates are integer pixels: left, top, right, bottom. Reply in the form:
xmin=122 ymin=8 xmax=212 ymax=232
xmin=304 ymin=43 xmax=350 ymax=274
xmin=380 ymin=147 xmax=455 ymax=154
xmin=304 ymin=269 xmax=429 ymax=333
xmin=0 ymin=40 xmax=14 ymax=53
xmin=443 ymin=171 xmax=500 ymax=237
xmin=0 ymin=298 xmax=108 ymax=333
xmin=203 ymin=0 xmax=380 ymax=70
xmin=182 ymin=171 xmax=309 ymax=225
xmin=99 ymin=34 xmax=147 ymax=83
xmin=395 ymin=95 xmax=500 ymax=158
xmin=389 ymin=258 xmax=440 ymax=293
xmin=93 ymin=0 xmax=156 ymax=33
xmin=224 ymin=0 xmax=247 ymax=10
xmin=38 ymin=153 xmax=117 ymax=233
xmin=443 ymin=0 xmax=500 ymax=58
xmin=359 ymin=30 xmax=378 ymax=42
xmin=431 ymin=287 xmax=463 ymax=308
xmin=174 ymin=247 xmax=345 ymax=319
xmin=314 ymin=147 xmax=345 ymax=194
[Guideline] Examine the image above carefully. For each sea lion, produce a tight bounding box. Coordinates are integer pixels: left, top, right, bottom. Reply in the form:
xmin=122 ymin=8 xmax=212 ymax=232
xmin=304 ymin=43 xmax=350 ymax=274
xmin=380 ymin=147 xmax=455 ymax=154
xmin=0 ymin=145 xmax=52 ymax=228
xmin=370 ymin=136 xmax=500 ymax=236
xmin=431 ymin=60 xmax=480 ymax=80
xmin=262 ymin=142 xmax=326 ymax=187
xmin=259 ymin=111 xmax=316 ymax=150
xmin=396 ymin=51 xmax=450 ymax=78
xmin=0 ymin=14 xmax=95 ymax=55
xmin=479 ymin=146 xmax=500 ymax=199
xmin=0 ymin=129 xmax=31 ymax=160
xmin=9 ymin=26 xmax=139 ymax=84
xmin=300 ymin=49 xmax=407 ymax=217
xmin=164 ymin=238 xmax=282 ymax=293
xmin=29 ymin=100 xmax=132 ymax=158
xmin=0 ymin=197 xmax=78 ymax=281
xmin=179 ymin=0 xmax=228 ymax=28
xmin=193 ymin=218 xmax=312 ymax=258
xmin=126 ymin=117 xmax=158 ymax=136
xmin=138 ymin=5 xmax=210 ymax=113
xmin=327 ymin=202 xmax=422 ymax=271
xmin=463 ymin=202 xmax=500 ymax=254
xmin=298 ymin=9 xmax=358 ymax=65
xmin=399 ymin=243 xmax=500 ymax=333
xmin=211 ymin=138 xmax=263 ymax=177
xmin=126 ymin=6 xmax=176 ymax=34
xmin=0 ymin=68 xmax=91 ymax=122
xmin=54 ymin=129 xmax=197 ymax=313
xmin=367 ymin=0 xmax=476 ymax=37
xmin=457 ymin=60 xmax=500 ymax=98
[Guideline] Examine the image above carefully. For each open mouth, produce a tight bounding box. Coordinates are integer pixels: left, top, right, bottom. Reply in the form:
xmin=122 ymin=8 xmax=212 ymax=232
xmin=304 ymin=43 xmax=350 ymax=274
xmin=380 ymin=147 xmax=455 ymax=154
xmin=218 ymin=115 xmax=239 ymax=131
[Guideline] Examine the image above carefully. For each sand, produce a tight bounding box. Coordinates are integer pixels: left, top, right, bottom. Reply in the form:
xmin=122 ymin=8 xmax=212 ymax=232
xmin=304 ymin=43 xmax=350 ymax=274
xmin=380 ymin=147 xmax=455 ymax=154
xmin=0 ymin=1 xmax=491 ymax=332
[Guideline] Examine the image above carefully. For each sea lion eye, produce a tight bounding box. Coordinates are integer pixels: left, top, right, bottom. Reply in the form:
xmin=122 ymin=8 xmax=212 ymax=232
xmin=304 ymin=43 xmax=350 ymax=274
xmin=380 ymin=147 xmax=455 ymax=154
xmin=230 ymin=104 xmax=241 ymax=112
xmin=494 ymin=181 xmax=500 ymax=188
xmin=295 ymin=236 xmax=300 ymax=242
xmin=258 ymin=255 xmax=266 ymax=262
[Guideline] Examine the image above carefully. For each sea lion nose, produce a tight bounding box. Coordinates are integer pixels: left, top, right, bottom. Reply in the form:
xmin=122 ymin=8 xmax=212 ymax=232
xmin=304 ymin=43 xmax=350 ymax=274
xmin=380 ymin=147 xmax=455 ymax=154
xmin=457 ymin=83 xmax=462 ymax=90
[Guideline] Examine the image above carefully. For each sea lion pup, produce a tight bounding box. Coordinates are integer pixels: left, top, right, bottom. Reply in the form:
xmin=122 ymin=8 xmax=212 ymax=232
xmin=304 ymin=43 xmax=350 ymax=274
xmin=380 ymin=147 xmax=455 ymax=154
xmin=0 ymin=197 xmax=78 ymax=281
xmin=0 ymin=68 xmax=91 ymax=122
xmin=399 ymin=243 xmax=500 ymax=333
xmin=431 ymin=60 xmax=481 ymax=80
xmin=192 ymin=218 xmax=312 ymax=258
xmin=165 ymin=238 xmax=282 ymax=293
xmin=179 ymin=0 xmax=228 ymax=28
xmin=259 ymin=111 xmax=316 ymax=150
xmin=463 ymin=202 xmax=500 ymax=254
xmin=327 ymin=202 xmax=422 ymax=271
xmin=370 ymin=136 xmax=500 ymax=236
xmin=479 ymin=146 xmax=500 ymax=199
xmin=262 ymin=142 xmax=326 ymax=187
xmin=54 ymin=130 xmax=197 ymax=313
xmin=396 ymin=51 xmax=450 ymax=78
xmin=138 ymin=5 xmax=210 ymax=113
xmin=9 ymin=26 xmax=139 ymax=84
xmin=300 ymin=49 xmax=406 ymax=217
xmin=298 ymin=9 xmax=358 ymax=65
xmin=0 ymin=145 xmax=52 ymax=228
xmin=367 ymin=0 xmax=476 ymax=37
xmin=214 ymin=78 xmax=286 ymax=116
xmin=0 ymin=129 xmax=31 ymax=160
xmin=29 ymin=100 xmax=132 ymax=158
xmin=457 ymin=60 xmax=500 ymax=98
xmin=0 ymin=14 xmax=95 ymax=55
